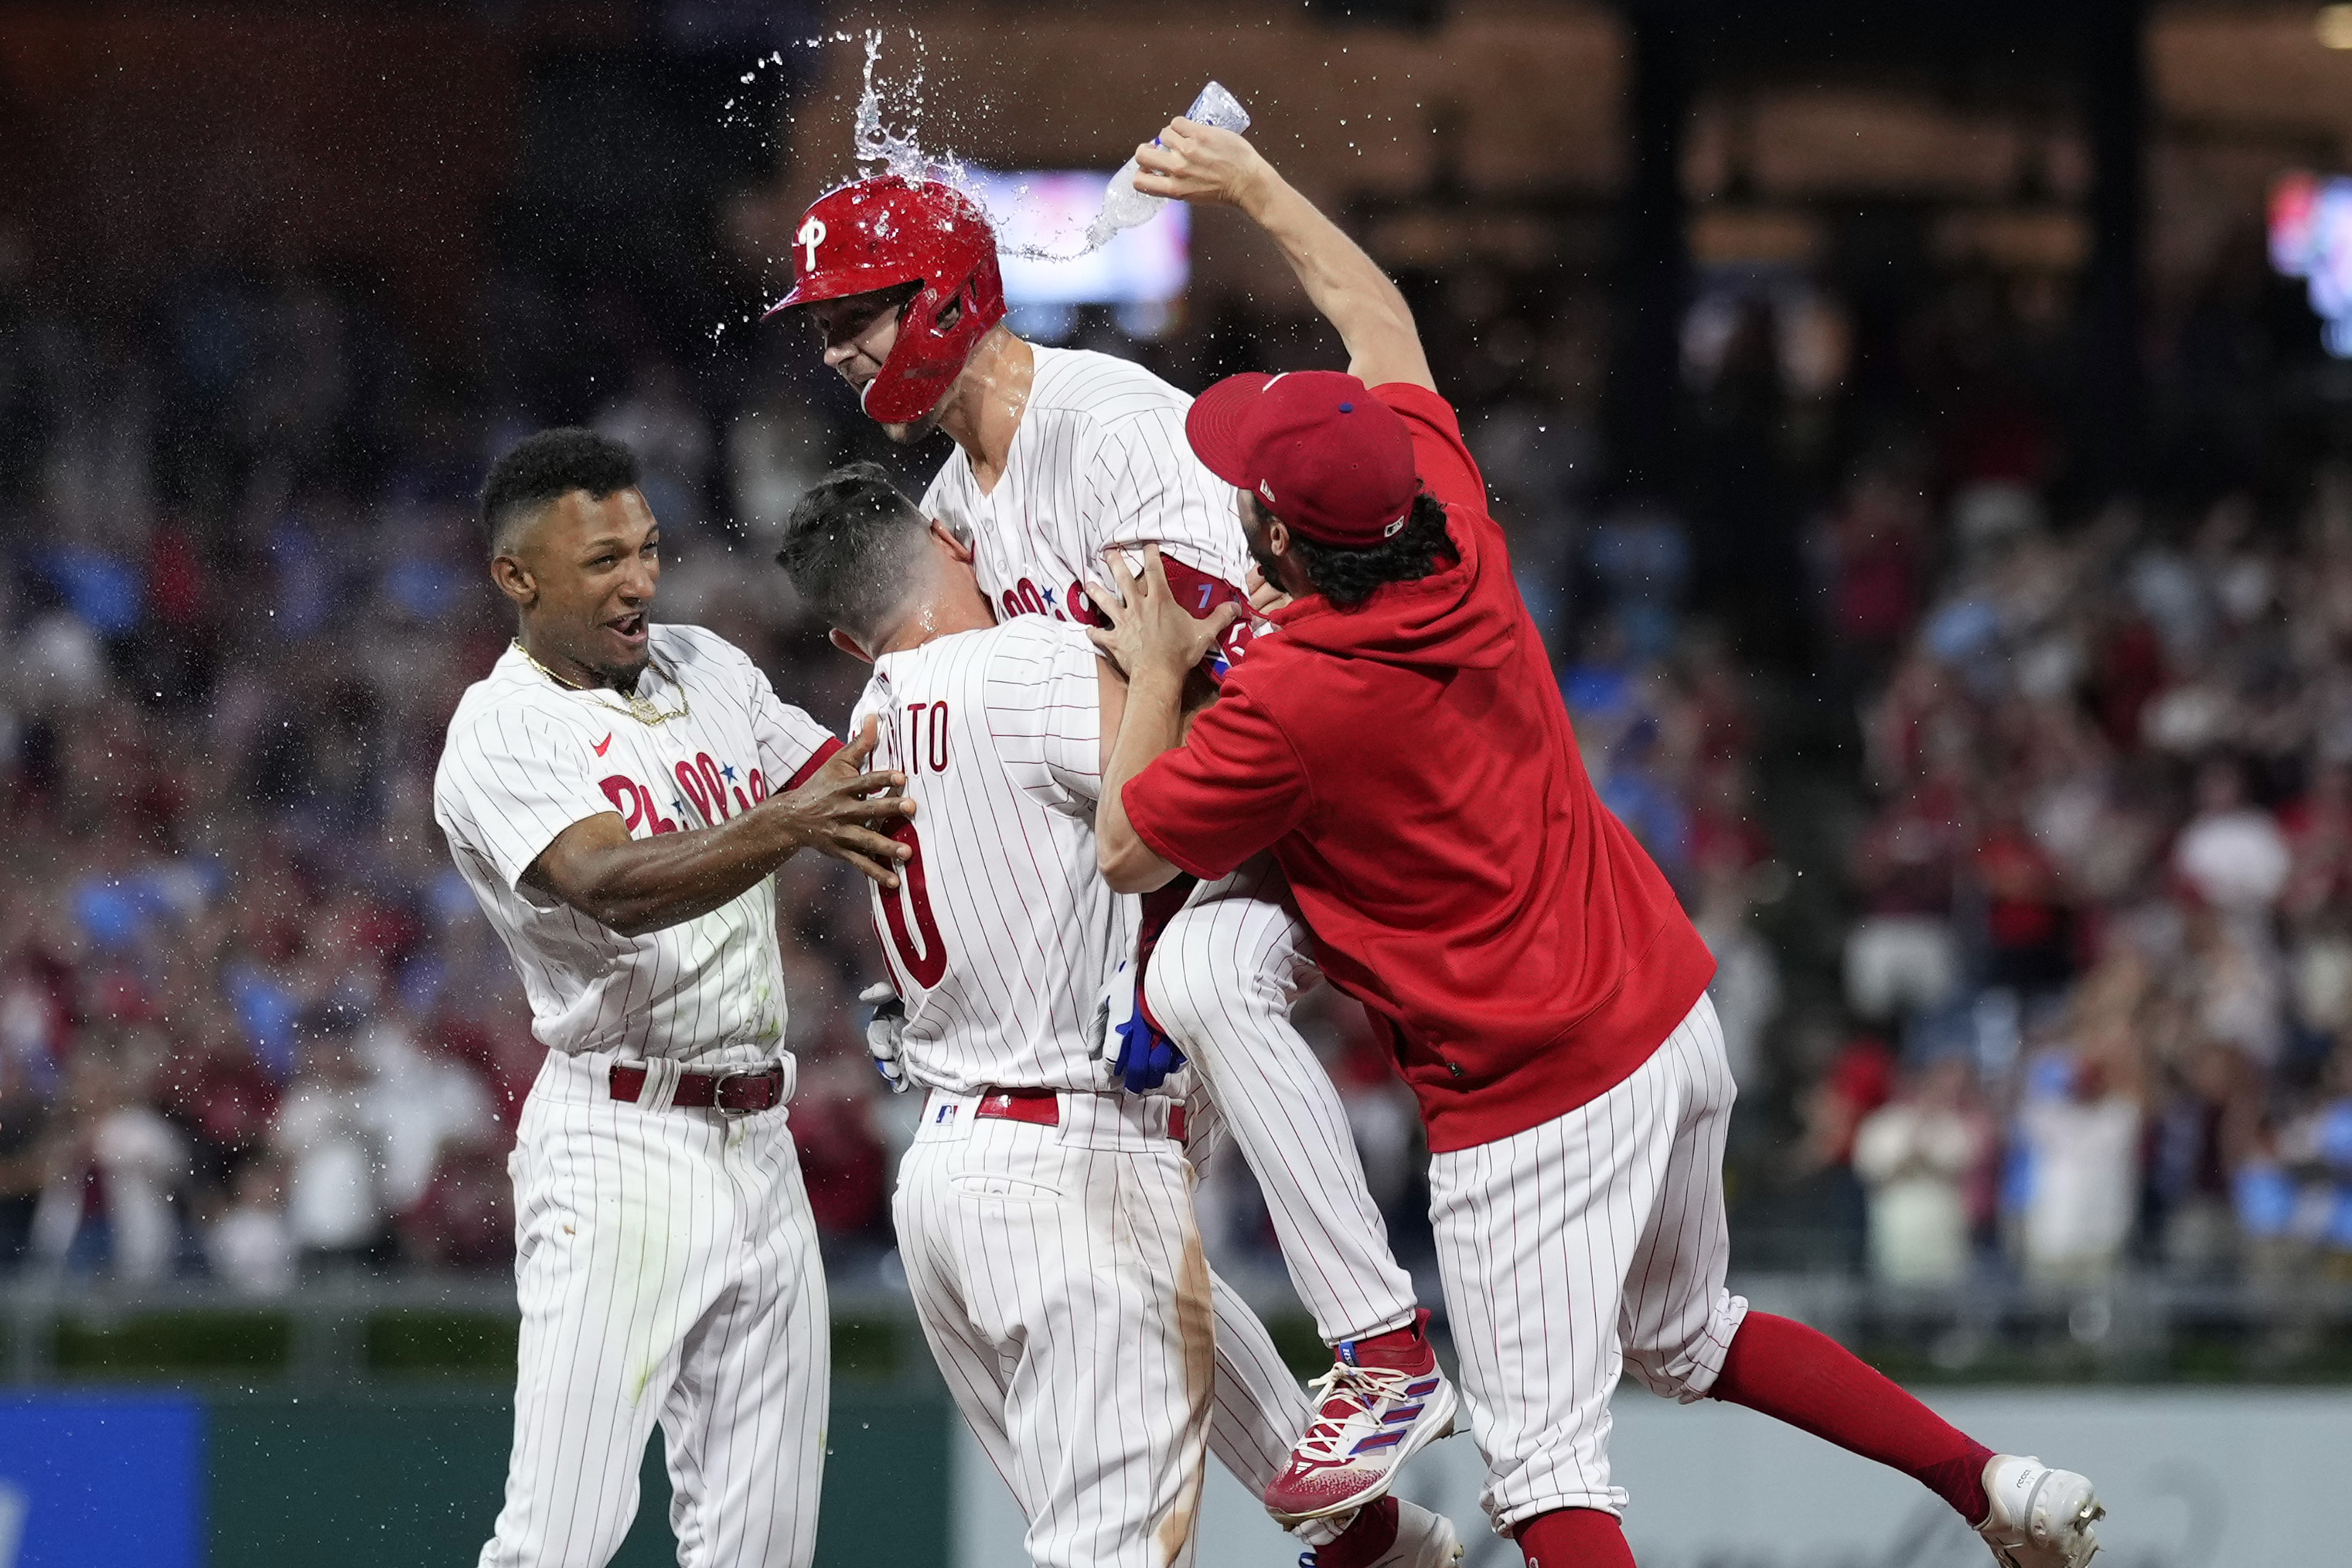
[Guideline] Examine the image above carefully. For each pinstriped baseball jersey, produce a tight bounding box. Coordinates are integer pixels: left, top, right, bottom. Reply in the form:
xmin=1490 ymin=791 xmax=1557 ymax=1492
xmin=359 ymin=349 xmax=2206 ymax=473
xmin=848 ymin=616 xmax=1149 ymax=1095
xmin=433 ymin=624 xmax=840 ymax=1062
xmin=914 ymin=344 xmax=1423 ymax=1349
xmin=919 ymin=346 xmax=1251 ymax=624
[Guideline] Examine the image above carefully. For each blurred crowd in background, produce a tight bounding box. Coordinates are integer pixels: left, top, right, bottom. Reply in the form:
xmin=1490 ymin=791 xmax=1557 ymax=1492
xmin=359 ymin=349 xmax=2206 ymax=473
xmin=2 ymin=202 xmax=2350 ymax=1307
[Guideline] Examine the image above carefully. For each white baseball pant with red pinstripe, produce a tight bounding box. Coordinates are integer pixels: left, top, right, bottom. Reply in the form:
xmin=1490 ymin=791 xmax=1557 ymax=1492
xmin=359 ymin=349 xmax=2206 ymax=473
xmin=1429 ymin=994 xmax=1749 ymax=1535
xmin=479 ymin=1048 xmax=829 ymax=1568
xmin=1144 ymin=854 xmax=1422 ymax=1347
xmin=895 ymin=1088 xmax=1316 ymax=1568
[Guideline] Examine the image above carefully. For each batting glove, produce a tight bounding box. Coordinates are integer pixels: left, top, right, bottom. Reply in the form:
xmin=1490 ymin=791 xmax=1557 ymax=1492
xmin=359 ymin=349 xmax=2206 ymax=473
xmin=1111 ymin=1007 xmax=1186 ymax=1093
xmin=1095 ymin=960 xmax=1186 ymax=1093
xmin=861 ymin=981 xmax=910 ymax=1093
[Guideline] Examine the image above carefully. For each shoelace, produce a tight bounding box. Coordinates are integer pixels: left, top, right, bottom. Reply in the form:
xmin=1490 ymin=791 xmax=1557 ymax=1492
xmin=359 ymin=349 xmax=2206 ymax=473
xmin=1290 ymin=1360 xmax=1422 ymax=1464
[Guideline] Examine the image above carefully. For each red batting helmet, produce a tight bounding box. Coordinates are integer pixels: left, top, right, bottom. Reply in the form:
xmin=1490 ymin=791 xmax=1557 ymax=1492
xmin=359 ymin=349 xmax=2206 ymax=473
xmin=764 ymin=176 xmax=1007 ymax=424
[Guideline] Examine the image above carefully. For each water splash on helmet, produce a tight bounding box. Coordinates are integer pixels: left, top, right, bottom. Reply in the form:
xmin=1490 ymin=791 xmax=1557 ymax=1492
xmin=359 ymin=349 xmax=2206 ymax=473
xmin=850 ymin=32 xmax=1103 ymax=264
xmin=856 ymin=32 xmax=964 ymax=190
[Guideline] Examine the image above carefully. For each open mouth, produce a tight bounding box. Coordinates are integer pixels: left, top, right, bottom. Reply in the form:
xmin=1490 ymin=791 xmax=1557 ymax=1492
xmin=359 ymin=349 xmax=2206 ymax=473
xmin=605 ymin=611 xmax=648 ymax=649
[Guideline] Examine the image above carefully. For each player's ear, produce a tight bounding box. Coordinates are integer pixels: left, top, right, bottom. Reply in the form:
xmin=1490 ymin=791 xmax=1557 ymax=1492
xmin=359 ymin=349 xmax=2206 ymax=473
xmin=1264 ymin=517 xmax=1294 ymax=558
xmin=829 ymin=627 xmax=875 ymax=664
xmin=489 ymin=553 xmax=536 ymax=608
xmin=929 ymin=518 xmax=974 ymax=564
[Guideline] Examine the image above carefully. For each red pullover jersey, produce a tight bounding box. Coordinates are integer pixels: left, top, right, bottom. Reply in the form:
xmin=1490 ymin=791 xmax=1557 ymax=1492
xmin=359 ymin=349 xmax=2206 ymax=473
xmin=1123 ymin=383 xmax=1716 ymax=1152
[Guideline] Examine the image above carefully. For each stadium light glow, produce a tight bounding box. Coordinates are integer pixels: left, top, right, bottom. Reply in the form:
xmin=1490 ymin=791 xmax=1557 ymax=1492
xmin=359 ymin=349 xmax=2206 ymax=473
xmin=2270 ymin=170 xmax=2352 ymax=356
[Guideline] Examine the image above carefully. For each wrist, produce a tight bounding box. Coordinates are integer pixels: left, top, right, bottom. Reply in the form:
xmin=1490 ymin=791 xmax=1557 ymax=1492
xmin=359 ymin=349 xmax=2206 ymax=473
xmin=1232 ymin=155 xmax=1283 ymax=221
xmin=754 ymin=790 xmax=813 ymax=857
xmin=1127 ymin=664 xmax=1189 ymax=707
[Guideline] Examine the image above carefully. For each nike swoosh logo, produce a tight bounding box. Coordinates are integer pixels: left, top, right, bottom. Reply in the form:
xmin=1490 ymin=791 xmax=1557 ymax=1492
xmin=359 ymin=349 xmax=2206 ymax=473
xmin=592 ymin=733 xmax=613 ymax=756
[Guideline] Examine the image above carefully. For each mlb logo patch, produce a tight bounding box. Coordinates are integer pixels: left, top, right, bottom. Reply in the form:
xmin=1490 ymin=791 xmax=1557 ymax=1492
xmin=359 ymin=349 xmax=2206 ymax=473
xmin=934 ymin=1103 xmax=958 ymax=1126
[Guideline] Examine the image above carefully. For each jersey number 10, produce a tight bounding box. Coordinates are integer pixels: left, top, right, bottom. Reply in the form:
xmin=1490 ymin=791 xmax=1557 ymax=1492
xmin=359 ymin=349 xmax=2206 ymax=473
xmin=879 ymin=820 xmax=947 ymax=987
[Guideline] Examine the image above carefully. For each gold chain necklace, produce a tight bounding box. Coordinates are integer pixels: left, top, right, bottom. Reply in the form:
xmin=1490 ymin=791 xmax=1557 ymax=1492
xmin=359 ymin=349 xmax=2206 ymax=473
xmin=512 ymin=639 xmax=690 ymax=726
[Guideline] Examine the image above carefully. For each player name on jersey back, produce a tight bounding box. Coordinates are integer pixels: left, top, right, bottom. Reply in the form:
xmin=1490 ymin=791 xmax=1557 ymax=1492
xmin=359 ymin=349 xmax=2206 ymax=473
xmin=850 ymin=617 xmax=1140 ymax=1095
xmin=433 ymin=624 xmax=838 ymax=1063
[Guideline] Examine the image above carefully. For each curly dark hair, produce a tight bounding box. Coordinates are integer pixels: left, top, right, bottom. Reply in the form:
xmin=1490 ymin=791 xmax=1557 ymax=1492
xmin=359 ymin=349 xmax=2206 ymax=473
xmin=1277 ymin=492 xmax=1458 ymax=610
xmin=479 ymin=428 xmax=640 ymax=558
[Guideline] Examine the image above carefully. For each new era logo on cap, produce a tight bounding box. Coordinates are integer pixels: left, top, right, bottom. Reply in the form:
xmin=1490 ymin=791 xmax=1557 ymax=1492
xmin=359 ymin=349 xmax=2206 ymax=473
xmin=1185 ymin=370 xmax=1420 ymax=548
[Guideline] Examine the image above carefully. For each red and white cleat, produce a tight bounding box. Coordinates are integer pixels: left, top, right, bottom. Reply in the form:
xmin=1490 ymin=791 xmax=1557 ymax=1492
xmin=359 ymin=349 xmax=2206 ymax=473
xmin=1265 ymin=1311 xmax=1460 ymax=1525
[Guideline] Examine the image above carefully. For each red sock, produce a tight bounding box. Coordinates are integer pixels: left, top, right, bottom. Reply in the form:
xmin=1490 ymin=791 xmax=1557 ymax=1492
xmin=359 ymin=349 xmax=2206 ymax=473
xmin=1341 ymin=1307 xmax=1437 ymax=1372
xmin=1710 ymin=1311 xmax=1993 ymax=1523
xmin=1516 ymin=1507 xmax=1634 ymax=1567
xmin=1312 ymin=1496 xmax=1399 ymax=1568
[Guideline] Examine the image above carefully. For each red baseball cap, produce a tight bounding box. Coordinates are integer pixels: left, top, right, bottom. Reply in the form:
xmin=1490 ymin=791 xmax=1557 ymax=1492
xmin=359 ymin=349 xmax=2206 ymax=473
xmin=1185 ymin=370 xmax=1420 ymax=547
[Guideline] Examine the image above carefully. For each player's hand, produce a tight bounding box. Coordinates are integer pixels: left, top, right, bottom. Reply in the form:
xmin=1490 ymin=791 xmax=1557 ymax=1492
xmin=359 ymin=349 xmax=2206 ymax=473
xmin=1132 ymin=119 xmax=1270 ymax=210
xmin=1082 ymin=545 xmax=1242 ymax=688
xmin=771 ymin=717 xmax=916 ymax=888
xmin=860 ymin=980 xmax=912 ymax=1093
xmin=1246 ymin=564 xmax=1294 ymax=615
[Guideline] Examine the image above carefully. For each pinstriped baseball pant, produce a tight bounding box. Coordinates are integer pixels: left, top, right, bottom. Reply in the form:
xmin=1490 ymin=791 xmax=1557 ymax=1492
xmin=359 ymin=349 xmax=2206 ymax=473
xmin=480 ymin=1049 xmax=828 ymax=1568
xmin=1146 ymin=854 xmax=1420 ymax=1346
xmin=1430 ymin=995 xmax=1750 ymax=1536
xmin=895 ymin=1089 xmax=1311 ymax=1566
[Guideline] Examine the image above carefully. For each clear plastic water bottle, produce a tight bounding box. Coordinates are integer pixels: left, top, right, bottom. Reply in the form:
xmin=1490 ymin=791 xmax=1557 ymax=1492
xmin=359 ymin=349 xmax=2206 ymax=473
xmin=1087 ymin=81 xmax=1252 ymax=247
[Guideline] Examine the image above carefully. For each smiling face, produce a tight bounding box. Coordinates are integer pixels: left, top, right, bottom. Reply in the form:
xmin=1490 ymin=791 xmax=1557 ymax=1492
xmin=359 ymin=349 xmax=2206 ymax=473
xmin=803 ymin=281 xmax=936 ymax=442
xmin=493 ymin=487 xmax=660 ymax=690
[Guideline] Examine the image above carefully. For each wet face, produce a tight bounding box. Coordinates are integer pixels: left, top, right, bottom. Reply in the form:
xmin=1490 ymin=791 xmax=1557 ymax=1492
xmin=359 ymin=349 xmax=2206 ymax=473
xmin=493 ymin=488 xmax=660 ymax=690
xmin=804 ymin=283 xmax=937 ymax=443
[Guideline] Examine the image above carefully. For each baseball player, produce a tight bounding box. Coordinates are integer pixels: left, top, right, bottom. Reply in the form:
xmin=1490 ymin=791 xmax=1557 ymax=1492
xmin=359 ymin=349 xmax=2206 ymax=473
xmin=774 ymin=462 xmax=1463 ymax=1568
xmin=767 ymin=174 xmax=1455 ymax=1525
xmin=433 ymin=428 xmax=918 ymax=1568
xmin=1085 ymin=121 xmax=2105 ymax=1568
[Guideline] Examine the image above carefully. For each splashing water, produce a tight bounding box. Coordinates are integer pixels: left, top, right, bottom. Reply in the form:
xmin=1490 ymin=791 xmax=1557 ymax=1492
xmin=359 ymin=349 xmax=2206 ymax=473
xmin=853 ymin=31 xmax=940 ymax=186
xmin=847 ymin=33 xmax=1245 ymax=264
xmin=849 ymin=32 xmax=1084 ymax=261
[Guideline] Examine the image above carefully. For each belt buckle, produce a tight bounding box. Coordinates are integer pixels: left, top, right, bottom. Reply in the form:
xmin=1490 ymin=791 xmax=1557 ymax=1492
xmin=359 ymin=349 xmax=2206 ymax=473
xmin=711 ymin=1066 xmax=768 ymax=1117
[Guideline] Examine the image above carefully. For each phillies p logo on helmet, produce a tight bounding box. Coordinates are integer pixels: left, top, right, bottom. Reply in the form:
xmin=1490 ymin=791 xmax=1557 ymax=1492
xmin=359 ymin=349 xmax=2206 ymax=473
xmin=797 ymin=216 xmax=827 ymax=274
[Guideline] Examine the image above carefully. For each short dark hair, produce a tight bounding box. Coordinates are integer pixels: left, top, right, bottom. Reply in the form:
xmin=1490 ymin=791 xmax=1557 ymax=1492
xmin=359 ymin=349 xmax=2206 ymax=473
xmin=1277 ymin=492 xmax=1457 ymax=610
xmin=775 ymin=462 xmax=929 ymax=644
xmin=480 ymin=428 xmax=641 ymax=557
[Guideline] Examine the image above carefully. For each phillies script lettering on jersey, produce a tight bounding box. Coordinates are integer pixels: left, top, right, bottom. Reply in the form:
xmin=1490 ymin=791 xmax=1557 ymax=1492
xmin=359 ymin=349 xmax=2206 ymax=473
xmin=433 ymin=623 xmax=840 ymax=1062
xmin=595 ymin=751 xmax=769 ymax=836
xmin=921 ymin=345 xmax=1260 ymax=676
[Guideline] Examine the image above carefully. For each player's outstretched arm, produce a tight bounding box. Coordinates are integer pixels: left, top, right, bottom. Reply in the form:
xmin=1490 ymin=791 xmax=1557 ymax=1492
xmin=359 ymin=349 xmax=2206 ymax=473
xmin=1134 ymin=120 xmax=1434 ymax=392
xmin=523 ymin=719 xmax=915 ymax=937
xmin=1086 ymin=547 xmax=1235 ymax=893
